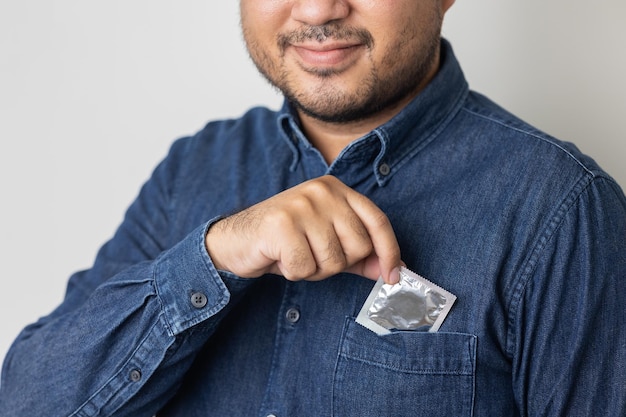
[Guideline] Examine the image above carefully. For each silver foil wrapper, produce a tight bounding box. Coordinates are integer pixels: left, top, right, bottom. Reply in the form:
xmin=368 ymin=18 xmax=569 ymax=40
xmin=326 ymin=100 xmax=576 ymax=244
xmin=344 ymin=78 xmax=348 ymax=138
xmin=356 ymin=267 xmax=457 ymax=335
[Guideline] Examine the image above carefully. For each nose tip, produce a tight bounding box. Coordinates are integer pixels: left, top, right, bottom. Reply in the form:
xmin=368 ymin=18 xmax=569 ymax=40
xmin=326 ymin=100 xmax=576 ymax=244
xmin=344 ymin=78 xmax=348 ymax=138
xmin=291 ymin=0 xmax=350 ymax=26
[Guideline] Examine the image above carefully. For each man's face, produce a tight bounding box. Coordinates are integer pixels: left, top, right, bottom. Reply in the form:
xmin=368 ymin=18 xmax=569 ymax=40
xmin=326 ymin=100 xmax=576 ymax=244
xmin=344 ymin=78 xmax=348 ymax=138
xmin=240 ymin=0 xmax=453 ymax=124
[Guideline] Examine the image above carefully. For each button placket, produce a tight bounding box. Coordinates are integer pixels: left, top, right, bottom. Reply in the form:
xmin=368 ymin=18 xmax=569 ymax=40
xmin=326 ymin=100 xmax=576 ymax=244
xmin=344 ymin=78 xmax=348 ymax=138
xmin=378 ymin=163 xmax=391 ymax=176
xmin=285 ymin=307 xmax=301 ymax=324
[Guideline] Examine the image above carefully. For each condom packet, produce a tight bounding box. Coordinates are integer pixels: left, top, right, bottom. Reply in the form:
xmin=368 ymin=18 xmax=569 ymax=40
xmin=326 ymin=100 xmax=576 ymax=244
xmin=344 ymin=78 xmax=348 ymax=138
xmin=356 ymin=267 xmax=457 ymax=335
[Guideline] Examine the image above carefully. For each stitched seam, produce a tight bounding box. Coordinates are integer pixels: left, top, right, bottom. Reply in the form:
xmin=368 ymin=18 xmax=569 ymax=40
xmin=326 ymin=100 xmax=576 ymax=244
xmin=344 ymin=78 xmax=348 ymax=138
xmin=504 ymin=173 xmax=595 ymax=357
xmin=384 ymin=86 xmax=470 ymax=182
xmin=69 ymin=316 xmax=168 ymax=416
xmin=461 ymin=107 xmax=595 ymax=177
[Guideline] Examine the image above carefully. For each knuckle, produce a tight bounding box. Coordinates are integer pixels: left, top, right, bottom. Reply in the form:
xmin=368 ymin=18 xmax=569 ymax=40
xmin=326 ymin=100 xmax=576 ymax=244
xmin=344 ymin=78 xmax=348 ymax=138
xmin=283 ymin=250 xmax=317 ymax=280
xmin=351 ymin=239 xmax=374 ymax=260
xmin=319 ymin=252 xmax=347 ymax=276
xmin=318 ymin=231 xmax=348 ymax=271
xmin=287 ymin=193 xmax=316 ymax=214
xmin=347 ymin=214 xmax=371 ymax=243
xmin=264 ymin=207 xmax=295 ymax=229
xmin=302 ymin=177 xmax=335 ymax=198
xmin=385 ymin=245 xmax=402 ymax=263
xmin=370 ymin=211 xmax=392 ymax=229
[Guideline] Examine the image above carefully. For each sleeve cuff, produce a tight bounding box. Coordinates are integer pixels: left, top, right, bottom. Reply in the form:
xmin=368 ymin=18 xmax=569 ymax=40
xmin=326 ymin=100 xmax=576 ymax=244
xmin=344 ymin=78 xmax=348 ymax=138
xmin=153 ymin=220 xmax=252 ymax=336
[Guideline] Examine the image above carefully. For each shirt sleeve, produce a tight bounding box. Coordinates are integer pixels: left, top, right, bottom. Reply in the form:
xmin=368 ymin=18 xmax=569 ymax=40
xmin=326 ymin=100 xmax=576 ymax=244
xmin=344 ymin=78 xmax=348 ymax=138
xmin=511 ymin=175 xmax=626 ymax=416
xmin=0 ymin=139 xmax=254 ymax=417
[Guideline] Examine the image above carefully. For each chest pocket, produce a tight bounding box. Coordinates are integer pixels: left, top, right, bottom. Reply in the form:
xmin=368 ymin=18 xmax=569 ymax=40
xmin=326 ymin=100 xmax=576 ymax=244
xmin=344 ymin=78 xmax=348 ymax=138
xmin=332 ymin=318 xmax=477 ymax=417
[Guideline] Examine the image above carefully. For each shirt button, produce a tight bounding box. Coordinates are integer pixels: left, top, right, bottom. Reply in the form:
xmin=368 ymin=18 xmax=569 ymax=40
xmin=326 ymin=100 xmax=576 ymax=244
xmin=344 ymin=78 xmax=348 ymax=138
xmin=285 ymin=307 xmax=300 ymax=323
xmin=190 ymin=292 xmax=208 ymax=309
xmin=129 ymin=369 xmax=142 ymax=382
xmin=379 ymin=163 xmax=391 ymax=176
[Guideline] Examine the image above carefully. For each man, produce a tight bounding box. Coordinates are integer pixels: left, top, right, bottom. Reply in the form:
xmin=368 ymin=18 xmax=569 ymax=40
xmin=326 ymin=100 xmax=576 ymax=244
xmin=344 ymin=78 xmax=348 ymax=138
xmin=2 ymin=1 xmax=625 ymax=416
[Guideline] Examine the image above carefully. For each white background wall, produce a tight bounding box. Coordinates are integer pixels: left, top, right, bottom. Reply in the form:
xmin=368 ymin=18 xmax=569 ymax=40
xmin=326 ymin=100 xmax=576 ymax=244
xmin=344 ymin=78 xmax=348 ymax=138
xmin=1 ymin=1 xmax=624 ymax=366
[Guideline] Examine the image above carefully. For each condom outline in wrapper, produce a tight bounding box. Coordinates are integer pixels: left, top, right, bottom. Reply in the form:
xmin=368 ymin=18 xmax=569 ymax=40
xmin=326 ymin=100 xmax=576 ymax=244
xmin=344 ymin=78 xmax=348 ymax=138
xmin=356 ymin=267 xmax=457 ymax=335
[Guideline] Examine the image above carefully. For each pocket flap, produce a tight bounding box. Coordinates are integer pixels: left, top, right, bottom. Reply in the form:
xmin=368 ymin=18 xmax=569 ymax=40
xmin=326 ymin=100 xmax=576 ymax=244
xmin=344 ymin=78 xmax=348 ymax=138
xmin=342 ymin=318 xmax=476 ymax=375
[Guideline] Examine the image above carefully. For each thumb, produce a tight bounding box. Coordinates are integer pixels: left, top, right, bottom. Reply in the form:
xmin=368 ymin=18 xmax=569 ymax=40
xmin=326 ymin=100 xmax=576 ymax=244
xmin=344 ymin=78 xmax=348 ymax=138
xmin=346 ymin=254 xmax=402 ymax=284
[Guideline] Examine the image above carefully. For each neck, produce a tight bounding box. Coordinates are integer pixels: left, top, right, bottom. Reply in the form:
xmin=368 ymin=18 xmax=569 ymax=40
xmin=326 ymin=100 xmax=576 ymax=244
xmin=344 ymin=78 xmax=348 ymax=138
xmin=296 ymin=99 xmax=411 ymax=164
xmin=297 ymin=57 xmax=440 ymax=165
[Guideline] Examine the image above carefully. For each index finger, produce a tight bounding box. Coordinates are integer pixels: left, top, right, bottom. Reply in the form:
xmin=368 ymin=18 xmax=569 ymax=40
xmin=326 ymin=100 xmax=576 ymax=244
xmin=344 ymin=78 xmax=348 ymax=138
xmin=345 ymin=190 xmax=402 ymax=284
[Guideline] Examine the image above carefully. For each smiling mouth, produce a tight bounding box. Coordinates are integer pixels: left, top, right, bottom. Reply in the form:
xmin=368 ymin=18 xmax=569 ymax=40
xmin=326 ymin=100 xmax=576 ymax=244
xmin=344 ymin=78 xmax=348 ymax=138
xmin=291 ymin=43 xmax=364 ymax=69
xmin=278 ymin=24 xmax=373 ymax=73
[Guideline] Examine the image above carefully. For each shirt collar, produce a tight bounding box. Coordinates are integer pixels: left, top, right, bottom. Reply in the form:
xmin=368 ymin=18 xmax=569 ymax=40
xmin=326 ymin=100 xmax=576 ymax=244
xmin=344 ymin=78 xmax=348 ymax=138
xmin=277 ymin=38 xmax=469 ymax=186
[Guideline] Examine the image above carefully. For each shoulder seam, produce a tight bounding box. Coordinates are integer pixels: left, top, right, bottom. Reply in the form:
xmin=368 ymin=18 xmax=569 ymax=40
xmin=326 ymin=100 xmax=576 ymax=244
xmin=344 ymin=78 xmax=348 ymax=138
xmin=460 ymin=107 xmax=596 ymax=178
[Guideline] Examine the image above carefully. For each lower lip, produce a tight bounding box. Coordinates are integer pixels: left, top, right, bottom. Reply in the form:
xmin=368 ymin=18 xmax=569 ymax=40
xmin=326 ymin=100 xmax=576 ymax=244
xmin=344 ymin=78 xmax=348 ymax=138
xmin=292 ymin=45 xmax=362 ymax=68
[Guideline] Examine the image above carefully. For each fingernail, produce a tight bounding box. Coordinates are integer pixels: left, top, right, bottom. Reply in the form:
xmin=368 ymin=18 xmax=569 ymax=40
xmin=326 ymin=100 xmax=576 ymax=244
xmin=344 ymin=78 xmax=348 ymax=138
xmin=388 ymin=267 xmax=400 ymax=285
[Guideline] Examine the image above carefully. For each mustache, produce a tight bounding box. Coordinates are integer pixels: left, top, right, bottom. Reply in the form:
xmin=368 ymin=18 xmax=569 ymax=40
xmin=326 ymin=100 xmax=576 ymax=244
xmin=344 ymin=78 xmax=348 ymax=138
xmin=277 ymin=23 xmax=374 ymax=51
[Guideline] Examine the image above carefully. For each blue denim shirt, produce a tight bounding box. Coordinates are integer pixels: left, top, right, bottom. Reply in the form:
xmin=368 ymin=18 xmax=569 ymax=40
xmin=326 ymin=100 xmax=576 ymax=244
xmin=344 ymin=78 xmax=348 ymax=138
xmin=2 ymin=40 xmax=626 ymax=417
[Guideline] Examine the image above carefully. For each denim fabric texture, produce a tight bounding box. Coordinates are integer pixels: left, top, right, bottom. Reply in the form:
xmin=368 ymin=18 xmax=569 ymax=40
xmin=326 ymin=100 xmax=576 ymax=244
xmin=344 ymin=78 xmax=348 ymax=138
xmin=2 ymin=39 xmax=626 ymax=416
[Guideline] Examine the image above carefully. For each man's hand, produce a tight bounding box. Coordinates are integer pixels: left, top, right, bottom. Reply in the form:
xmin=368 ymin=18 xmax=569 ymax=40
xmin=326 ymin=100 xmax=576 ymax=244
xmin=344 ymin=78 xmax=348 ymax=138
xmin=205 ymin=176 xmax=401 ymax=284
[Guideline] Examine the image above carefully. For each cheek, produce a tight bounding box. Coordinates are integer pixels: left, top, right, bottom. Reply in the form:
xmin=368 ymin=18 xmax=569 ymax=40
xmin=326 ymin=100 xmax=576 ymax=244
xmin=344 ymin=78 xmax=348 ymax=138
xmin=241 ymin=1 xmax=289 ymax=30
xmin=241 ymin=2 xmax=288 ymax=49
xmin=372 ymin=5 xmax=440 ymax=48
